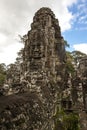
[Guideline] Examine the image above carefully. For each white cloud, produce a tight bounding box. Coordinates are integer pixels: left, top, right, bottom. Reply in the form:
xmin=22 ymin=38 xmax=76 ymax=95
xmin=0 ymin=33 xmax=7 ymax=45
xmin=0 ymin=0 xmax=78 ymax=34
xmin=62 ymin=0 xmax=77 ymax=6
xmin=73 ymin=43 xmax=87 ymax=54
xmin=0 ymin=42 xmax=24 ymax=65
xmin=0 ymin=0 xmax=78 ymax=65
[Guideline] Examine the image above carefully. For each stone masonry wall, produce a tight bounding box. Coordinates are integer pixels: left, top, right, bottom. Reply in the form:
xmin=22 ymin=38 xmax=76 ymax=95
xmin=0 ymin=7 xmax=67 ymax=130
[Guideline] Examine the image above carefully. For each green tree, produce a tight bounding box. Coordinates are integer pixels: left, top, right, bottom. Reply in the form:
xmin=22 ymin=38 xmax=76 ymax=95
xmin=0 ymin=63 xmax=6 ymax=86
xmin=15 ymin=48 xmax=23 ymax=65
xmin=6 ymin=63 xmax=21 ymax=85
xmin=54 ymin=109 xmax=79 ymax=130
xmin=71 ymin=51 xmax=86 ymax=65
xmin=65 ymin=50 xmax=86 ymax=75
xmin=64 ymin=40 xmax=70 ymax=48
xmin=66 ymin=51 xmax=75 ymax=75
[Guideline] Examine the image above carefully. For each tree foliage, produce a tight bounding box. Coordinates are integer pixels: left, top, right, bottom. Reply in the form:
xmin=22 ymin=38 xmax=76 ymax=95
xmin=65 ymin=50 xmax=87 ymax=75
xmin=71 ymin=51 xmax=86 ymax=64
xmin=64 ymin=40 xmax=70 ymax=48
xmin=66 ymin=51 xmax=75 ymax=75
xmin=54 ymin=109 xmax=79 ymax=130
xmin=0 ymin=63 xmax=6 ymax=87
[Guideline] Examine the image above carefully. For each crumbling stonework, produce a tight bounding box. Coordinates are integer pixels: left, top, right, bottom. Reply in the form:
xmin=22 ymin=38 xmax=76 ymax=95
xmin=0 ymin=7 xmax=87 ymax=130
xmin=0 ymin=92 xmax=45 ymax=130
xmin=20 ymin=7 xmax=67 ymax=130
xmin=0 ymin=7 xmax=66 ymax=130
xmin=77 ymin=57 xmax=87 ymax=130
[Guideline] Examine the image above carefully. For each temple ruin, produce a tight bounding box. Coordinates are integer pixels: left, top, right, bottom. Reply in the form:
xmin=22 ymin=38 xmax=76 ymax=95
xmin=0 ymin=7 xmax=87 ymax=130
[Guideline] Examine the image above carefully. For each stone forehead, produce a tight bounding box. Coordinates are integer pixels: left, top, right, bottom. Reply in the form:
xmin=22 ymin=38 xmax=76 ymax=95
xmin=35 ymin=7 xmax=55 ymax=17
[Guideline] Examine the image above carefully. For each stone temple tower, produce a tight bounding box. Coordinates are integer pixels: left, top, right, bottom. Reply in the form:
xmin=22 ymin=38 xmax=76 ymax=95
xmin=0 ymin=8 xmax=67 ymax=130
xmin=22 ymin=7 xmax=66 ymax=94
xmin=20 ymin=9 xmax=67 ymax=129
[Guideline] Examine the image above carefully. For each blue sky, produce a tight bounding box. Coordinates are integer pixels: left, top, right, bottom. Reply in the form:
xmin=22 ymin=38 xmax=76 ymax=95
xmin=0 ymin=0 xmax=87 ymax=65
xmin=62 ymin=0 xmax=87 ymax=53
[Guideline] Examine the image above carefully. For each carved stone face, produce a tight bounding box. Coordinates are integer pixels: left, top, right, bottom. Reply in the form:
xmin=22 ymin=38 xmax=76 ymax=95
xmin=29 ymin=32 xmax=45 ymax=59
xmin=28 ymin=30 xmax=45 ymax=59
xmin=39 ymin=14 xmax=52 ymax=27
xmin=30 ymin=44 xmax=41 ymax=58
